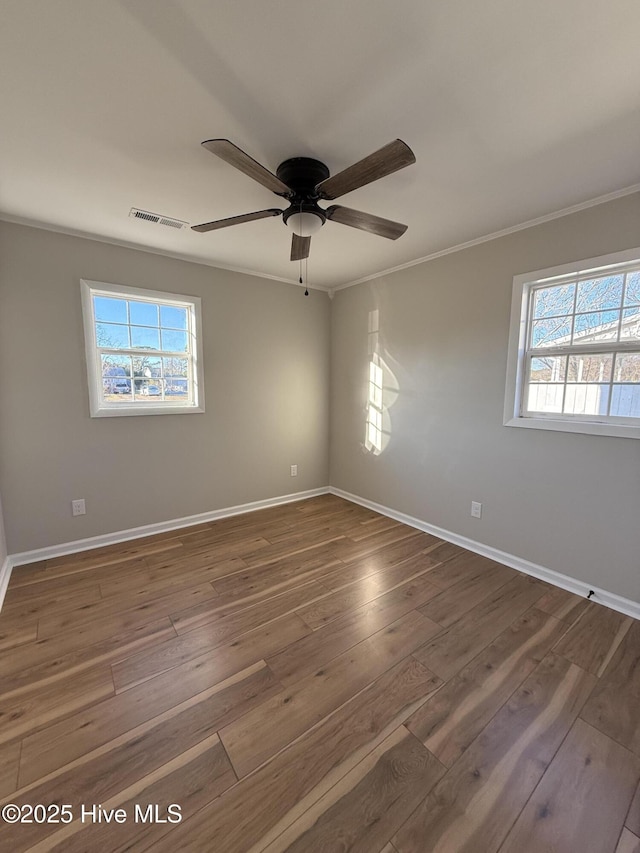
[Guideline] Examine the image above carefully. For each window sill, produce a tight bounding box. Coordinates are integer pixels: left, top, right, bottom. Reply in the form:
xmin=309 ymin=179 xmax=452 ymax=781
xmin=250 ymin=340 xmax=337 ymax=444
xmin=504 ymin=415 xmax=640 ymax=439
xmin=90 ymin=404 xmax=205 ymax=418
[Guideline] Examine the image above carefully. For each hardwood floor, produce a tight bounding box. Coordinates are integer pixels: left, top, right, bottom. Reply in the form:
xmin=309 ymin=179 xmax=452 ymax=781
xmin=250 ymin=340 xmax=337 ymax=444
xmin=0 ymin=494 xmax=638 ymax=852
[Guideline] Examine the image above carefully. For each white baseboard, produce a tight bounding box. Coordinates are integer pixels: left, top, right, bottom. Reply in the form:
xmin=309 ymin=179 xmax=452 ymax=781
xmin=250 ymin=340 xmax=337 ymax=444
xmin=8 ymin=487 xmax=330 ymax=568
xmin=5 ymin=484 xmax=638 ymax=624
xmin=330 ymin=487 xmax=640 ymax=622
xmin=0 ymin=556 xmax=12 ymax=612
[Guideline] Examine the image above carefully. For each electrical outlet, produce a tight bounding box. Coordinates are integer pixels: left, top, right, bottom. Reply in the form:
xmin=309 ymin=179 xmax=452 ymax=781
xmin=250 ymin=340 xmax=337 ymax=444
xmin=72 ymin=499 xmax=86 ymax=516
xmin=290 ymin=464 xmax=298 ymax=477
xmin=471 ymin=501 xmax=482 ymax=519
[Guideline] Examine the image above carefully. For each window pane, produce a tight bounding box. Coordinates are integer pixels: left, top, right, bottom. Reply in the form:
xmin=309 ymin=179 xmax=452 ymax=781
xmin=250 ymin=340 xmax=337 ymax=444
xmin=101 ymin=354 xmax=131 ymax=376
xmin=101 ymin=354 xmax=132 ymax=400
xmin=130 ymin=326 xmax=160 ymax=349
xmin=615 ymin=353 xmax=640 ymax=382
xmin=132 ymin=355 xmax=162 ymax=379
xmin=161 ymin=329 xmax=188 ymax=352
xmin=529 ymin=356 xmax=566 ymax=383
xmin=134 ymin=381 xmax=163 ymax=401
xmin=610 ymin=385 xmax=640 ymax=418
xmin=129 ymin=301 xmax=159 ymax=327
xmin=532 ymin=283 xmax=575 ymax=318
xmin=567 ymin=353 xmax=613 ymax=383
xmin=94 ymin=296 xmax=127 ymax=323
xmin=162 ymin=379 xmax=189 ymax=400
xmin=160 ymin=305 xmax=188 ymax=329
xmin=96 ymin=322 xmax=130 ymax=348
xmin=620 ymin=308 xmax=640 ymax=341
xmin=624 ymin=271 xmax=640 ymax=306
xmin=163 ymin=357 xmax=188 ymax=377
xmin=564 ymin=384 xmax=609 ymax=416
xmin=526 ymin=384 xmax=563 ymax=413
xmin=102 ymin=379 xmax=133 ymax=401
xmin=572 ymin=310 xmax=619 ymax=344
xmin=576 ymin=275 xmax=624 ymax=312
xmin=102 ymin=355 xmax=131 ymax=403
xmin=530 ymin=317 xmax=572 ymax=348
xmin=165 ymin=378 xmax=189 ymax=398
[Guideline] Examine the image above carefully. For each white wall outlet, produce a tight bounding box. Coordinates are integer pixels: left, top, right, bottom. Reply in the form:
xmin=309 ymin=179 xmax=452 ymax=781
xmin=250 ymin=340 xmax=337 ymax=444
xmin=471 ymin=501 xmax=482 ymax=519
xmin=290 ymin=464 xmax=298 ymax=477
xmin=72 ymin=499 xmax=86 ymax=516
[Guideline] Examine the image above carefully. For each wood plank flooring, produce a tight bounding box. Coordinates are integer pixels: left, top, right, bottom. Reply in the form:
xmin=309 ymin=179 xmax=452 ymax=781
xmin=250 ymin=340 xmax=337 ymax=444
xmin=0 ymin=494 xmax=639 ymax=852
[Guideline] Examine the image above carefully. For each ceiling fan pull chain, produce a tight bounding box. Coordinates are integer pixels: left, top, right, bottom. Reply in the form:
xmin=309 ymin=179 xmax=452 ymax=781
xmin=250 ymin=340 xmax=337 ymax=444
xmin=300 ymin=201 xmax=307 ymax=293
xmin=305 ymin=257 xmax=309 ymax=296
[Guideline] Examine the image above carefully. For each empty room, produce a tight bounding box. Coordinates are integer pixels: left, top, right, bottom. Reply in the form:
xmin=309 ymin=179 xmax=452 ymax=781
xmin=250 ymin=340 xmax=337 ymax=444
xmin=1 ymin=1 xmax=640 ymax=851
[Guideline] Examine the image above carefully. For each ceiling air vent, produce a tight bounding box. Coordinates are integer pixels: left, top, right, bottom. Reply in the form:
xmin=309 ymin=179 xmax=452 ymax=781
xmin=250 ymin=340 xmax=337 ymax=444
xmin=129 ymin=208 xmax=187 ymax=229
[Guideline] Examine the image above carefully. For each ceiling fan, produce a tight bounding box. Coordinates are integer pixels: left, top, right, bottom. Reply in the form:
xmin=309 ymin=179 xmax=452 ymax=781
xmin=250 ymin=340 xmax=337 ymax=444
xmin=192 ymin=139 xmax=416 ymax=261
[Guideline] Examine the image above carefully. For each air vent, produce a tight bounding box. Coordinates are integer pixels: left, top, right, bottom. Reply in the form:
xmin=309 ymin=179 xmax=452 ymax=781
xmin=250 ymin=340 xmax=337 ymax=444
xmin=129 ymin=208 xmax=187 ymax=230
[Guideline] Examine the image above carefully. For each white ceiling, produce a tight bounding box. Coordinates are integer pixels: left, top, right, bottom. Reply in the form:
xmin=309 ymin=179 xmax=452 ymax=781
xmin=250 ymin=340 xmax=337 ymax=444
xmin=2 ymin=0 xmax=640 ymax=290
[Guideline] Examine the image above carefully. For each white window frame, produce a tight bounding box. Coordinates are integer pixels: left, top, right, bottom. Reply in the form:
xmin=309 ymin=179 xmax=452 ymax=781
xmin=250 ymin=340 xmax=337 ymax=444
xmin=504 ymin=247 xmax=640 ymax=439
xmin=81 ymin=279 xmax=205 ymax=418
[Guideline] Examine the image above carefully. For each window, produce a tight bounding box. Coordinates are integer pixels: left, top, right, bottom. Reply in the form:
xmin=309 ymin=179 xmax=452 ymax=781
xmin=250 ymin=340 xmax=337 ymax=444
xmin=504 ymin=247 xmax=640 ymax=438
xmin=81 ymin=280 xmax=204 ymax=417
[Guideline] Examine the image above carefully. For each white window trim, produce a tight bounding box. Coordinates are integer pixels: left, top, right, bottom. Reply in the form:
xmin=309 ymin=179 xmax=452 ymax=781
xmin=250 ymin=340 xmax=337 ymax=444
xmin=504 ymin=246 xmax=640 ymax=439
xmin=81 ymin=279 xmax=205 ymax=418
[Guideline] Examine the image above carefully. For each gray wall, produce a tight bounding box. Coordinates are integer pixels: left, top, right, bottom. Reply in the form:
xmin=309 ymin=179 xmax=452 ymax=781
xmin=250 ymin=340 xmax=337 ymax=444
xmin=330 ymin=193 xmax=640 ymax=603
xmin=3 ymin=196 xmax=639 ymax=605
xmin=0 ymin=222 xmax=330 ymax=553
xmin=0 ymin=491 xmax=7 ymax=569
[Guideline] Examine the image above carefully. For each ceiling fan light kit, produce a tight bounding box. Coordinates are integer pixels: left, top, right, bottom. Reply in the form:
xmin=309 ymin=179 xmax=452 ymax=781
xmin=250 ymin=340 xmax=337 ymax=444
xmin=192 ymin=138 xmax=416 ymax=269
xmin=285 ymin=211 xmax=325 ymax=236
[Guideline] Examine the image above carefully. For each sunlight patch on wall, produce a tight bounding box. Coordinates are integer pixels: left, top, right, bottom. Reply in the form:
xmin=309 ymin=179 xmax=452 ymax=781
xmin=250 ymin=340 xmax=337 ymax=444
xmin=367 ymin=357 xmax=384 ymax=452
xmin=365 ymin=308 xmax=398 ymax=455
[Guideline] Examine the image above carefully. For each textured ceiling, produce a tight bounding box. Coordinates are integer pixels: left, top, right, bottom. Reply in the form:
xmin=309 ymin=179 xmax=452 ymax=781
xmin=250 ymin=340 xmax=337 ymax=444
xmin=1 ymin=0 xmax=639 ymax=289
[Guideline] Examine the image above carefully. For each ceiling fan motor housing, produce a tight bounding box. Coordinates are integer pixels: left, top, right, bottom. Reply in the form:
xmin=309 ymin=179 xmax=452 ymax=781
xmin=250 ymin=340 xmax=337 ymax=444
xmin=277 ymin=157 xmax=329 ymax=230
xmin=193 ymin=139 xmax=414 ymax=250
xmin=276 ymin=157 xmax=329 ymax=195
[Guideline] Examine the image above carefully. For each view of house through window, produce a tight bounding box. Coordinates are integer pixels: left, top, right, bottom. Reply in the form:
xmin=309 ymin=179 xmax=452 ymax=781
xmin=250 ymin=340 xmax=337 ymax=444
xmin=505 ymin=251 xmax=640 ymax=437
xmin=526 ymin=271 xmax=640 ymax=419
xmin=81 ymin=280 xmax=204 ymax=417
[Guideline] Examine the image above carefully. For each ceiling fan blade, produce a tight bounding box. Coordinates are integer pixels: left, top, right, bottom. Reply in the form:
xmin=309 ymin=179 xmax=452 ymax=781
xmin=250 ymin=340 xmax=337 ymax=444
xmin=191 ymin=208 xmax=283 ymax=233
xmin=291 ymin=233 xmax=311 ymax=261
xmin=316 ymin=139 xmax=416 ymax=201
xmin=325 ymin=205 xmax=407 ymax=240
xmin=201 ymin=139 xmax=290 ymax=196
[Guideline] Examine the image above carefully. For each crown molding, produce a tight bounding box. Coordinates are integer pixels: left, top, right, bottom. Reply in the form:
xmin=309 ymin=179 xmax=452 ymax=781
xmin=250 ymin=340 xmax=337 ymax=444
xmin=0 ymin=213 xmax=333 ymax=293
xmin=333 ymin=182 xmax=640 ymax=292
xmin=3 ymin=181 xmax=639 ymax=295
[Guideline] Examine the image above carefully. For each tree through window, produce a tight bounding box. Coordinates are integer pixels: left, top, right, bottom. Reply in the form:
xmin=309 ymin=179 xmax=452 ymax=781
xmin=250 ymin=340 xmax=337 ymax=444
xmin=81 ymin=280 xmax=204 ymax=417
